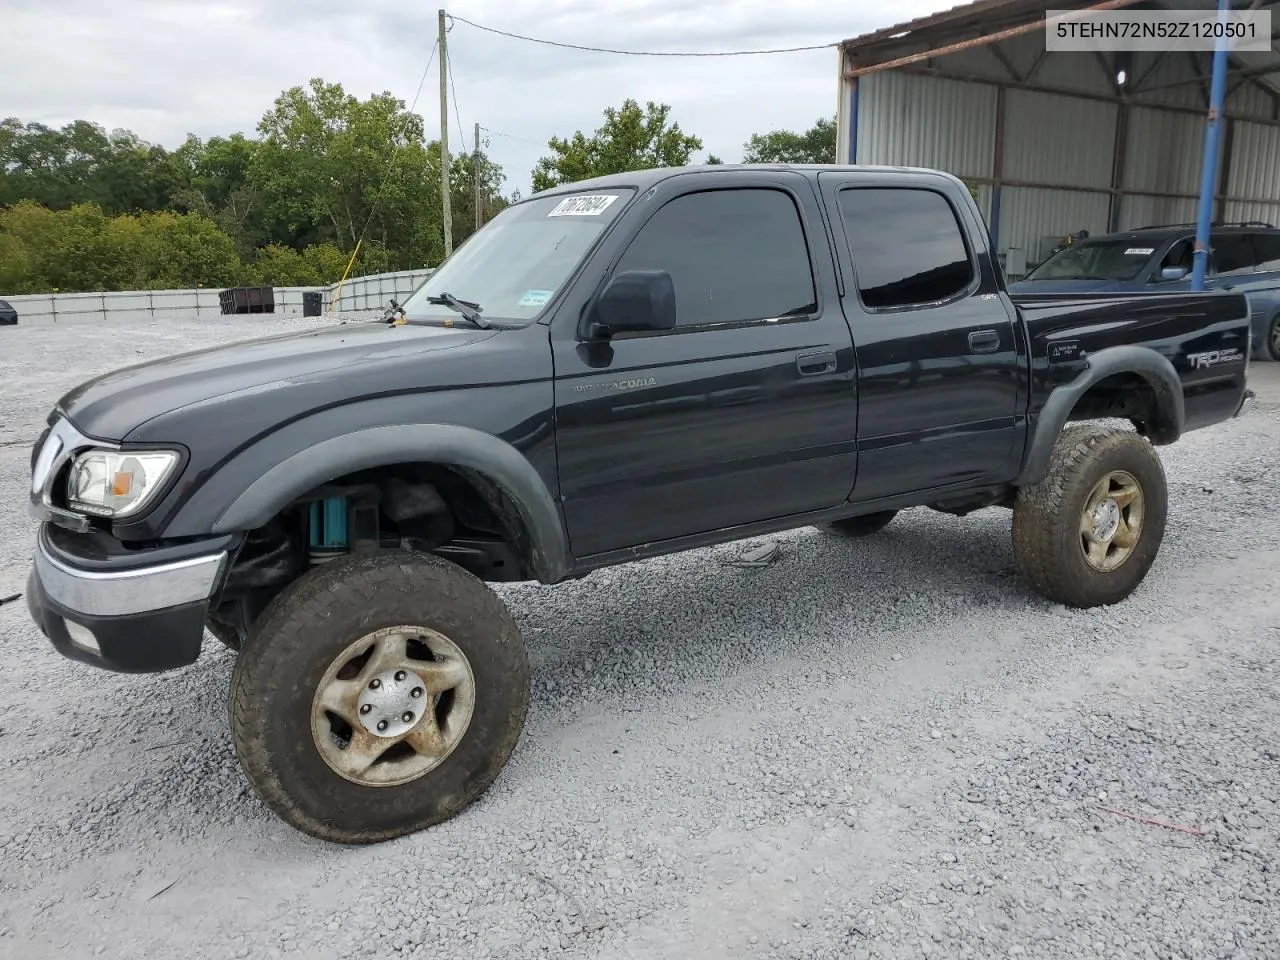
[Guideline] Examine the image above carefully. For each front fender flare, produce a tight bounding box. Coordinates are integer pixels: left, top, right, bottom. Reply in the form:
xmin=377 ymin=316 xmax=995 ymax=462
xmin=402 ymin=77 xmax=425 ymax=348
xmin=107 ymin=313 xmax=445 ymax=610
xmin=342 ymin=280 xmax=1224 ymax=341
xmin=1016 ymin=345 xmax=1185 ymax=487
xmin=210 ymin=424 xmax=571 ymax=583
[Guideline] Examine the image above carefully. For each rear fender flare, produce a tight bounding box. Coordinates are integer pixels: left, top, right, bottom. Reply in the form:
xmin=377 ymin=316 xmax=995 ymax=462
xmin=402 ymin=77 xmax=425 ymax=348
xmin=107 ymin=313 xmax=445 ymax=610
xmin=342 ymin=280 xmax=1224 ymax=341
xmin=210 ymin=424 xmax=571 ymax=583
xmin=1016 ymin=345 xmax=1184 ymax=487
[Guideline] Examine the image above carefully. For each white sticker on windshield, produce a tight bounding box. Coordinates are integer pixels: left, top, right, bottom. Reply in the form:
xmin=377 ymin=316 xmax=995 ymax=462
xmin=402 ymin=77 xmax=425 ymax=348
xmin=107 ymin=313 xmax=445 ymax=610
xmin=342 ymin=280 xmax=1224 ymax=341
xmin=519 ymin=289 xmax=553 ymax=307
xmin=547 ymin=194 xmax=618 ymax=217
xmin=1124 ymin=247 xmax=1155 ymax=255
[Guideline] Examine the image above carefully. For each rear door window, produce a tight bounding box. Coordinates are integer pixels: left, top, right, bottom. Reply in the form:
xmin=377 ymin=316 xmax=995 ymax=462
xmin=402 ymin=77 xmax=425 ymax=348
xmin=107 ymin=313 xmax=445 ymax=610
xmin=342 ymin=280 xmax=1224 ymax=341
xmin=1252 ymin=234 xmax=1280 ymax=272
xmin=836 ymin=187 xmax=975 ymax=310
xmin=1210 ymin=234 xmax=1257 ymax=276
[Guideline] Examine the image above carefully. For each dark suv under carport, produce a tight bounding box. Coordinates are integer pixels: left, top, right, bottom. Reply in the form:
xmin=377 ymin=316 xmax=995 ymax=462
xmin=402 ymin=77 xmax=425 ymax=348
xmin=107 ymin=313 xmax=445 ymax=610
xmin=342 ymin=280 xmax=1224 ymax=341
xmin=1009 ymin=222 xmax=1280 ymax=360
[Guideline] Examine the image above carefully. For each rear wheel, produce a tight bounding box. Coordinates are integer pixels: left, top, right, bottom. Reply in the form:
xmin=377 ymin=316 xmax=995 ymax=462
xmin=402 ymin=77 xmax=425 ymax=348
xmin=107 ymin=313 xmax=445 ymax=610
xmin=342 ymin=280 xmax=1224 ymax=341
xmin=1267 ymin=314 xmax=1280 ymax=361
xmin=820 ymin=510 xmax=898 ymax=538
xmin=1012 ymin=425 xmax=1167 ymax=608
xmin=230 ymin=551 xmax=529 ymax=844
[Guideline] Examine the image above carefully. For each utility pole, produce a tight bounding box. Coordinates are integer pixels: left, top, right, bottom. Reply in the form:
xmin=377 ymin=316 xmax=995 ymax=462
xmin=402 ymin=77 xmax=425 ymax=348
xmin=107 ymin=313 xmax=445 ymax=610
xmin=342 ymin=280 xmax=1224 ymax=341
xmin=438 ymin=8 xmax=453 ymax=257
xmin=474 ymin=122 xmax=482 ymax=230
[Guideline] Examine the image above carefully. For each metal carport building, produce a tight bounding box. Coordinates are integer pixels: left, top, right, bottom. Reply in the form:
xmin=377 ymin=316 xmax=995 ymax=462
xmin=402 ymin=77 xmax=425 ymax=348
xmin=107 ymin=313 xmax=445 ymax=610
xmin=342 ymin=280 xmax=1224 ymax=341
xmin=835 ymin=0 xmax=1280 ymax=277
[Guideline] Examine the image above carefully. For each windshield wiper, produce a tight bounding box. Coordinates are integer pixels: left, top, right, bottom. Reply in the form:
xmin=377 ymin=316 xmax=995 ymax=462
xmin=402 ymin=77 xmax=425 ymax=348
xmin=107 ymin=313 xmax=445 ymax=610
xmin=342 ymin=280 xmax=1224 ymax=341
xmin=425 ymin=293 xmax=489 ymax=329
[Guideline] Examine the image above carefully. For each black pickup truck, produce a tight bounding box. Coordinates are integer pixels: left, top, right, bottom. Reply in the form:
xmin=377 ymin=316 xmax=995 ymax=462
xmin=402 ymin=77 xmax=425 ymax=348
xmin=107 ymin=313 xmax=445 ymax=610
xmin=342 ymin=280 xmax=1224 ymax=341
xmin=25 ymin=164 xmax=1253 ymax=843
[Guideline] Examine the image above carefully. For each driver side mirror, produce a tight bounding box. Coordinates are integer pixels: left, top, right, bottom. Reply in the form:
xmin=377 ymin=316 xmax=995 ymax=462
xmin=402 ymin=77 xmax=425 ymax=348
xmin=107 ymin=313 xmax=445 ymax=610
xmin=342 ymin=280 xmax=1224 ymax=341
xmin=589 ymin=270 xmax=676 ymax=339
xmin=1159 ymin=266 xmax=1189 ymax=281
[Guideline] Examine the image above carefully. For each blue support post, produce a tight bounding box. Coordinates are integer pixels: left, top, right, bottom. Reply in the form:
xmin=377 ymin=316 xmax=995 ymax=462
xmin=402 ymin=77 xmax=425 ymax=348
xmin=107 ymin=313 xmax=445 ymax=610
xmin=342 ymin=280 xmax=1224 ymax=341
xmin=1191 ymin=0 xmax=1232 ymax=291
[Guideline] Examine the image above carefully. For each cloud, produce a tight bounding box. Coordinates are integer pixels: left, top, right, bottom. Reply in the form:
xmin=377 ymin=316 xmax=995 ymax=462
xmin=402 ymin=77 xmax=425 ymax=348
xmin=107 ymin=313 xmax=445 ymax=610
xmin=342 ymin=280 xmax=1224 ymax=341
xmin=2 ymin=0 xmax=949 ymax=192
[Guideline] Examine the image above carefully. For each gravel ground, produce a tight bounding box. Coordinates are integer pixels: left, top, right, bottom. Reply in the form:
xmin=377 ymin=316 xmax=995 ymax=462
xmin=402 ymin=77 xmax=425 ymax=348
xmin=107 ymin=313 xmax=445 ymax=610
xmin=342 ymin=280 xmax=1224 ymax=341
xmin=0 ymin=316 xmax=1277 ymax=960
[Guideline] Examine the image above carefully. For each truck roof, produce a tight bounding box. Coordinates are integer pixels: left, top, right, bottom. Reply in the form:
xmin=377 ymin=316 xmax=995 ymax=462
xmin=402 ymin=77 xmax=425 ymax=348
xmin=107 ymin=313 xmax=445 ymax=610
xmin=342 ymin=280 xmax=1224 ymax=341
xmin=531 ymin=163 xmax=962 ymax=197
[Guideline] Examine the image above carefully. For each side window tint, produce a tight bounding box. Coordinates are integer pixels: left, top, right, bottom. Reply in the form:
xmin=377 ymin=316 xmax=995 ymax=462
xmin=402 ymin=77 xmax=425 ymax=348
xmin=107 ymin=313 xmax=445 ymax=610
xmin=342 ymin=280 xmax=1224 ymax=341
xmin=613 ymin=188 xmax=817 ymax=328
xmin=837 ymin=188 xmax=974 ymax=309
xmin=1211 ymin=235 xmax=1256 ymax=275
xmin=1253 ymin=234 xmax=1280 ymax=271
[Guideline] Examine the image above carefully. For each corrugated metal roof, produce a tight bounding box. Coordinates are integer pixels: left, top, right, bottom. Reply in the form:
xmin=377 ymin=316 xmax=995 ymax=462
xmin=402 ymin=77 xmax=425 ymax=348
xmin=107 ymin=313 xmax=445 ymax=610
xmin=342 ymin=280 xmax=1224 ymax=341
xmin=841 ymin=0 xmax=1280 ymax=97
xmin=841 ymin=0 xmax=1104 ymax=53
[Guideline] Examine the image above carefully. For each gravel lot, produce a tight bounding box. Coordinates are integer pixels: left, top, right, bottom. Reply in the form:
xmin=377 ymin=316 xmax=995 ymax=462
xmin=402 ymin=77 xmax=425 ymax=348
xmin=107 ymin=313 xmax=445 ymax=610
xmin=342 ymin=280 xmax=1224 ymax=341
xmin=1 ymin=316 xmax=1277 ymax=960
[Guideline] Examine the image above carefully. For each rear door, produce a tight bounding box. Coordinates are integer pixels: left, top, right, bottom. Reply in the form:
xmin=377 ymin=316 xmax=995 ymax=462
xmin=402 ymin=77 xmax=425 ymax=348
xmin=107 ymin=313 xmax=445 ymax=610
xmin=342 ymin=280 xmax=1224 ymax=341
xmin=818 ymin=172 xmax=1024 ymax=500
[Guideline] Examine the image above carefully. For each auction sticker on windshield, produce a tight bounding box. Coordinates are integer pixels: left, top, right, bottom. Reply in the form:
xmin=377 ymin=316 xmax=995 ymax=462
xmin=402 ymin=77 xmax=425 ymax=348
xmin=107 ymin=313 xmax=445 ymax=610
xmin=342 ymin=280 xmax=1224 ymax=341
xmin=519 ymin=289 xmax=553 ymax=307
xmin=547 ymin=194 xmax=619 ymax=217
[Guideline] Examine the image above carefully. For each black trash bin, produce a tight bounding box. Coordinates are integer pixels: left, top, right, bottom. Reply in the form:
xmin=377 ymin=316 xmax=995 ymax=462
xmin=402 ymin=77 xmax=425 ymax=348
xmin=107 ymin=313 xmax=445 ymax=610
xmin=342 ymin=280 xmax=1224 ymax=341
xmin=0 ymin=299 xmax=17 ymax=326
xmin=302 ymin=291 xmax=323 ymax=317
xmin=218 ymin=286 xmax=275 ymax=315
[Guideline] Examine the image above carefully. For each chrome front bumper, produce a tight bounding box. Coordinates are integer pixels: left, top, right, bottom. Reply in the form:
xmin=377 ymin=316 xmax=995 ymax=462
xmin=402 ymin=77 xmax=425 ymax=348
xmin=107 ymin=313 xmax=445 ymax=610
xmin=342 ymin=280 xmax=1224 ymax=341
xmin=33 ymin=539 xmax=225 ymax=617
xmin=27 ymin=526 xmax=228 ymax=673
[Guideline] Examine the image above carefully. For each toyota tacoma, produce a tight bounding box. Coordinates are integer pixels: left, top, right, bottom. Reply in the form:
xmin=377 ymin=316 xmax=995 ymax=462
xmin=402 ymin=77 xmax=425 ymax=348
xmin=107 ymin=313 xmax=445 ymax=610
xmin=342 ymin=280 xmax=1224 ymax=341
xmin=25 ymin=164 xmax=1254 ymax=843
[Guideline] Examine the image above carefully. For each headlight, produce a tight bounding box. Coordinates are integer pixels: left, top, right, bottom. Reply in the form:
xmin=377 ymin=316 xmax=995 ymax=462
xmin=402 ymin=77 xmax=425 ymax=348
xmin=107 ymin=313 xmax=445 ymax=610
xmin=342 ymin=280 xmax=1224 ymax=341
xmin=66 ymin=450 xmax=179 ymax=517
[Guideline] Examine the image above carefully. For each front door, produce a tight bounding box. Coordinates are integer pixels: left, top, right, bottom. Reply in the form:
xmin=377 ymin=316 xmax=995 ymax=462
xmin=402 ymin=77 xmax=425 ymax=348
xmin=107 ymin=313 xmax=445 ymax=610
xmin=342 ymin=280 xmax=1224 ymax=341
xmin=818 ymin=172 xmax=1024 ymax=500
xmin=551 ymin=173 xmax=858 ymax=559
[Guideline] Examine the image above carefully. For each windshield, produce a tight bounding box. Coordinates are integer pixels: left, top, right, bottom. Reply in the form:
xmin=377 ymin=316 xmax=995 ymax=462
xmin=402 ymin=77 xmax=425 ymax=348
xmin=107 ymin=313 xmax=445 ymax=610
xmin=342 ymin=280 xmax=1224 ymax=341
xmin=400 ymin=188 xmax=635 ymax=324
xmin=1025 ymin=238 xmax=1162 ymax=282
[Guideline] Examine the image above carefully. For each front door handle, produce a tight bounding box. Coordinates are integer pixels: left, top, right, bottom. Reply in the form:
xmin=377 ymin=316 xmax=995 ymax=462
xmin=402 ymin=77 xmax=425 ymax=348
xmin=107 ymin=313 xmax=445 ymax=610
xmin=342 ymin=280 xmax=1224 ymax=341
xmin=968 ymin=329 xmax=1001 ymax=353
xmin=796 ymin=351 xmax=837 ymax=376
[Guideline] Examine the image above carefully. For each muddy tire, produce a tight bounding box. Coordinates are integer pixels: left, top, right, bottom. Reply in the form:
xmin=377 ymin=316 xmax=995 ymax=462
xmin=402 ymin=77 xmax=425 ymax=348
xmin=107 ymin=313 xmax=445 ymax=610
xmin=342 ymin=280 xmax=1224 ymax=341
xmin=230 ymin=551 xmax=529 ymax=844
xmin=1012 ymin=425 xmax=1167 ymax=608
xmin=820 ymin=510 xmax=898 ymax=538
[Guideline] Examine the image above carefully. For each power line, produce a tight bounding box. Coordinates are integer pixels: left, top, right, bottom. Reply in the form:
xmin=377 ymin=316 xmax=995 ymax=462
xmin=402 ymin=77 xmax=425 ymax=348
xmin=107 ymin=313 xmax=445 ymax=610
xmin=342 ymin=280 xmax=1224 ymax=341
xmin=445 ymin=32 xmax=468 ymax=154
xmin=478 ymin=126 xmax=546 ymax=148
xmin=446 ymin=13 xmax=836 ymax=57
xmin=330 ymin=37 xmax=440 ymax=311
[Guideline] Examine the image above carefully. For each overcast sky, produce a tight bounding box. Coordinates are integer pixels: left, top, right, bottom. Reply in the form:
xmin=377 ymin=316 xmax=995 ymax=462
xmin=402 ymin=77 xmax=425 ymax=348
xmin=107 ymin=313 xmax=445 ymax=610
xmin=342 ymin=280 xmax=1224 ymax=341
xmin=4 ymin=0 xmax=950 ymax=195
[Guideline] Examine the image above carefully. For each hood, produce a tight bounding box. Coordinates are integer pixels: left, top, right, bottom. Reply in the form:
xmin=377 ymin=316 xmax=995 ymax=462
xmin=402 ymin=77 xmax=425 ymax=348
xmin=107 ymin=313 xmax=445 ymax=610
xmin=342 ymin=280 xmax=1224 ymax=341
xmin=1007 ymin=277 xmax=1127 ymax=295
xmin=59 ymin=321 xmax=497 ymax=441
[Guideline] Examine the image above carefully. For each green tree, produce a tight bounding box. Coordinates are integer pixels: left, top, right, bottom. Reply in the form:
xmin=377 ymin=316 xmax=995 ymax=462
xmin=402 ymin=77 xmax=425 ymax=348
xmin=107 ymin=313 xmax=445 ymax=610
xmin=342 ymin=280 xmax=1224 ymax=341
xmin=448 ymin=142 xmax=509 ymax=250
xmin=532 ymin=100 xmax=703 ymax=192
xmin=251 ymin=78 xmax=437 ymax=263
xmin=0 ymin=118 xmax=186 ymax=214
xmin=249 ymin=241 xmax=348 ymax=286
xmin=0 ymin=201 xmax=244 ymax=293
xmin=136 ymin=210 xmax=243 ymax=288
xmin=742 ymin=117 xmax=837 ymax=165
xmin=170 ymin=133 xmax=263 ymax=251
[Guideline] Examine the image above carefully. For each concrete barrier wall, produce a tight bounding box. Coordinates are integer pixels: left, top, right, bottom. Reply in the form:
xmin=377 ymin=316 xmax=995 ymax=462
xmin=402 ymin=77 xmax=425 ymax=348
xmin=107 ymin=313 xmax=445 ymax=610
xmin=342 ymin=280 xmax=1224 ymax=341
xmin=329 ymin=269 xmax=433 ymax=315
xmin=1 ymin=267 xmax=435 ymax=324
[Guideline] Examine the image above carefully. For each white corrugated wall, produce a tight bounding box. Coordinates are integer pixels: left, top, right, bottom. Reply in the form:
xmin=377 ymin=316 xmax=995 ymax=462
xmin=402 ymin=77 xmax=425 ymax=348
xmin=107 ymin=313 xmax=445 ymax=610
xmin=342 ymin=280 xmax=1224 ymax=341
xmin=855 ymin=72 xmax=996 ymax=180
xmin=997 ymin=90 xmax=1116 ymax=258
xmin=1002 ymin=91 xmax=1116 ymax=187
xmin=998 ymin=188 xmax=1112 ymax=262
xmin=1119 ymin=196 xmax=1197 ymax=231
xmin=1123 ymin=108 xmax=1204 ymax=196
xmin=1226 ymin=121 xmax=1280 ymax=227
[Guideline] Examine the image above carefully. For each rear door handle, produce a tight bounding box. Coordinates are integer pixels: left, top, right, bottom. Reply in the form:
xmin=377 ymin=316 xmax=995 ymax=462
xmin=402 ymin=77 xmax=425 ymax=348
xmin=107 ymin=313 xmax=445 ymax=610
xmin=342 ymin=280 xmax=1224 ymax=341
xmin=968 ymin=329 xmax=1001 ymax=353
xmin=796 ymin=351 xmax=838 ymax=376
